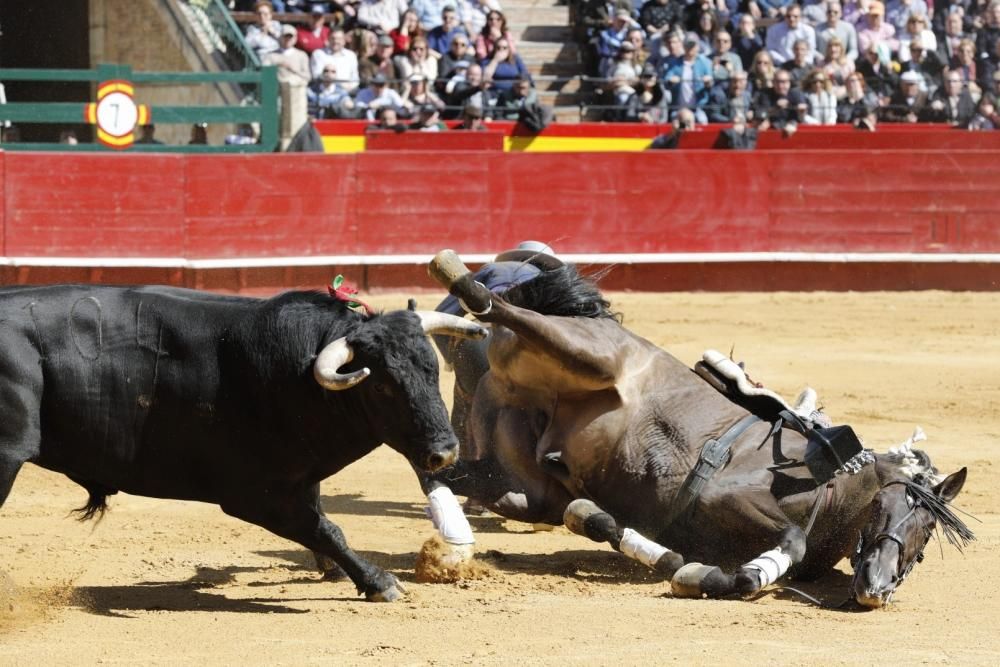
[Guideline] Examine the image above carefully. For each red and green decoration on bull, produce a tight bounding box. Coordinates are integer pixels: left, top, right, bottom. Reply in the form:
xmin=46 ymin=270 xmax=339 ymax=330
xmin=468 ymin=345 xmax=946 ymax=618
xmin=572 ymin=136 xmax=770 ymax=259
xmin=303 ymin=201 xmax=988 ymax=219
xmin=84 ymin=80 xmax=150 ymax=150
xmin=328 ymin=275 xmax=374 ymax=315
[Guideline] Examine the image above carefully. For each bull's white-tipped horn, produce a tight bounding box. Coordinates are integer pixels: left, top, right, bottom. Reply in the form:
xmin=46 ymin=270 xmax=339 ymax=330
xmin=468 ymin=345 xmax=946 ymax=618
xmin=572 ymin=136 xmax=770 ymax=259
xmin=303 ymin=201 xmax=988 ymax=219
xmin=314 ymin=336 xmax=370 ymax=390
xmin=415 ymin=311 xmax=488 ymax=340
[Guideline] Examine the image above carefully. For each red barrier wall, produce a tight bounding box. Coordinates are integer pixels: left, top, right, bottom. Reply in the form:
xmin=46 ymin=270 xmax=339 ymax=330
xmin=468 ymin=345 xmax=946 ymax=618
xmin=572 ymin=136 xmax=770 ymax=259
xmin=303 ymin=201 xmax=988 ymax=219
xmin=2 ymin=150 xmax=999 ymax=291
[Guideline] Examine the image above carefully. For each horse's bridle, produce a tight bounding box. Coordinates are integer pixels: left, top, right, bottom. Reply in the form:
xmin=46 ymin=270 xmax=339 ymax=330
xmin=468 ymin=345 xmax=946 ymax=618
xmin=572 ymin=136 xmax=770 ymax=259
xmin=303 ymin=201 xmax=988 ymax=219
xmin=852 ymin=480 xmax=933 ymax=598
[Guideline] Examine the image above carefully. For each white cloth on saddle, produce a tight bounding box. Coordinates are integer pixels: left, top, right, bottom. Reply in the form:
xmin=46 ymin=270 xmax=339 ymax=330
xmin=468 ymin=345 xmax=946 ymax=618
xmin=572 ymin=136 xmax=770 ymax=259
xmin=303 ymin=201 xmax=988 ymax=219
xmin=426 ymin=486 xmax=475 ymax=545
xmin=701 ymin=350 xmax=816 ymax=421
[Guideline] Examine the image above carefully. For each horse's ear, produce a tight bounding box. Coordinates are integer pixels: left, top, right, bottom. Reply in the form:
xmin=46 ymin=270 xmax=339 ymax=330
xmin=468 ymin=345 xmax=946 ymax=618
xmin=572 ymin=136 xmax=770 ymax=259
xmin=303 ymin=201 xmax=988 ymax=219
xmin=933 ymin=467 xmax=967 ymax=503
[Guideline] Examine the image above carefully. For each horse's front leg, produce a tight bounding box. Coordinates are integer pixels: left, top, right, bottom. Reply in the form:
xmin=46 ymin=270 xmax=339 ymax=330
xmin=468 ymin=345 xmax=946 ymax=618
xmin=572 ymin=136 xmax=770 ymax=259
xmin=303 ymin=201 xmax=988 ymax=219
xmin=563 ymin=500 xmax=685 ymax=577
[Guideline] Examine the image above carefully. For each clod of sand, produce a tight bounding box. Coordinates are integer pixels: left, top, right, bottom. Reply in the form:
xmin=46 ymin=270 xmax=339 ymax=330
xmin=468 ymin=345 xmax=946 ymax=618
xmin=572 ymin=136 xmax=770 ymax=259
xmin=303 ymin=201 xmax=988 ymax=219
xmin=414 ymin=535 xmax=493 ymax=583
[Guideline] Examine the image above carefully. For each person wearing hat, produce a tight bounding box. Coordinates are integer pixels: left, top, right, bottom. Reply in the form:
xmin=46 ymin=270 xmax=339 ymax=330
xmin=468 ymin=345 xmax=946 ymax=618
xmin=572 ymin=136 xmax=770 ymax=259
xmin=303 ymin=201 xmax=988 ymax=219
xmin=409 ymin=103 xmax=448 ymax=130
xmin=625 ymin=62 xmax=668 ymax=123
xmin=355 ymin=71 xmax=406 ymax=119
xmin=662 ymin=35 xmax=713 ymax=124
xmin=857 ymin=1 xmax=900 ymax=59
xmin=296 ymin=5 xmax=331 ymax=55
xmin=265 ymin=25 xmax=311 ymax=85
xmin=359 ymin=33 xmax=397 ymax=87
xmin=884 ymin=69 xmax=929 ymax=122
xmin=765 ymin=4 xmax=817 ymax=66
xmin=456 ymin=102 xmax=487 ymax=129
xmin=405 ymin=72 xmax=446 ymax=115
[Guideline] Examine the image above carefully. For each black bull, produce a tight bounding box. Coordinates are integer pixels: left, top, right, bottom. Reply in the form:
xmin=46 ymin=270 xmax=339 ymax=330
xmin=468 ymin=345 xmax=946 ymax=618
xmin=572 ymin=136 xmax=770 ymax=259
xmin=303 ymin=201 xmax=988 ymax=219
xmin=0 ymin=285 xmax=484 ymax=601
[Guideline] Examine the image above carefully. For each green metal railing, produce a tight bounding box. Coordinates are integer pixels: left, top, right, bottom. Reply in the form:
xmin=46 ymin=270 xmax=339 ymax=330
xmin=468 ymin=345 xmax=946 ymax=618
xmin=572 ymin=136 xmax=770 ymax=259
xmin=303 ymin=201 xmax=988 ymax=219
xmin=0 ymin=64 xmax=279 ymax=152
xmin=185 ymin=0 xmax=261 ymax=72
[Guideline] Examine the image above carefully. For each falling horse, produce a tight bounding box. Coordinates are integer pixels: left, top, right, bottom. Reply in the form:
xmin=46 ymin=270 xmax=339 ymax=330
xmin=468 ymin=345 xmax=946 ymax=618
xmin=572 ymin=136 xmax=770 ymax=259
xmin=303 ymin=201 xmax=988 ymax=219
xmin=421 ymin=250 xmax=973 ymax=604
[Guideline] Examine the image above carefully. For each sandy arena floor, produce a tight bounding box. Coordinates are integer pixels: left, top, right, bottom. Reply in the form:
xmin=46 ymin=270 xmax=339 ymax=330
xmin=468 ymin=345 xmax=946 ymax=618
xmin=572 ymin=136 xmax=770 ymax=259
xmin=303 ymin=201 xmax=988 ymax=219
xmin=1 ymin=290 xmax=998 ymax=665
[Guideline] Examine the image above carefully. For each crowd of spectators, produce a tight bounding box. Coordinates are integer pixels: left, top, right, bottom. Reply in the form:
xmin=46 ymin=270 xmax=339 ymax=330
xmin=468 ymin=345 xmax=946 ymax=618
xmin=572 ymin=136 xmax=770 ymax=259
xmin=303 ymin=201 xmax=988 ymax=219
xmin=578 ymin=0 xmax=1000 ymax=128
xmin=232 ymin=0 xmax=1000 ymax=129
xmin=233 ymin=0 xmax=548 ymax=129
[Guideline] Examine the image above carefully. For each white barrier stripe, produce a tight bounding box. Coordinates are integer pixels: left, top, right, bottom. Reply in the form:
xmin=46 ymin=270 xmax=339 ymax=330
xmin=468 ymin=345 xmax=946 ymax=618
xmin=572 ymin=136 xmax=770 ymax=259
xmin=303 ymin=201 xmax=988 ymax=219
xmin=620 ymin=527 xmax=671 ymax=568
xmin=4 ymin=252 xmax=1000 ymax=269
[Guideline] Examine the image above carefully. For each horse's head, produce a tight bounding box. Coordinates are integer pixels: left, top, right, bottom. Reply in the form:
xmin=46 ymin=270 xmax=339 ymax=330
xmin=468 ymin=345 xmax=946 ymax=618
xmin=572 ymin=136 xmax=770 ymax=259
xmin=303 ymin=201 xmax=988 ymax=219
xmin=851 ymin=467 xmax=971 ymax=608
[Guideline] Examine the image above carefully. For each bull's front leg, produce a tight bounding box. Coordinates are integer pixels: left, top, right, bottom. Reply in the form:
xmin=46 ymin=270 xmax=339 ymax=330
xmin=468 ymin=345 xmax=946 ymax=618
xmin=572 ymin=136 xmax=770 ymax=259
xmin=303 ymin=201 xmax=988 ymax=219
xmin=564 ymin=500 xmax=684 ymax=577
xmin=222 ymin=489 xmax=404 ymax=602
xmin=303 ymin=482 xmax=349 ymax=581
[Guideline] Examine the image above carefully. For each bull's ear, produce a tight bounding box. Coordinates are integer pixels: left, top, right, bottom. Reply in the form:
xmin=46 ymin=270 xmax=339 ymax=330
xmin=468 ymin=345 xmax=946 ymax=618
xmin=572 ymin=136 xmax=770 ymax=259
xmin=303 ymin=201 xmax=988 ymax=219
xmin=933 ymin=467 xmax=967 ymax=503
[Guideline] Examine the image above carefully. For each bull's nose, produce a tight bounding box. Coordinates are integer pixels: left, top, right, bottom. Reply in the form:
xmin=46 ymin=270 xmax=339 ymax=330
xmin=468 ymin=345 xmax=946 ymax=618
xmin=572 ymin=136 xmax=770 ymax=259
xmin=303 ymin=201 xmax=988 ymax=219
xmin=425 ymin=442 xmax=458 ymax=472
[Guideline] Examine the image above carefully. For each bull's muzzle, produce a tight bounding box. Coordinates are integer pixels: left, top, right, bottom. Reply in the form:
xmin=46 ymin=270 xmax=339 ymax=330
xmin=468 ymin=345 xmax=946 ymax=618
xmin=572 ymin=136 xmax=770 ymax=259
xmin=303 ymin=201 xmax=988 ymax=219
xmin=422 ymin=441 xmax=459 ymax=472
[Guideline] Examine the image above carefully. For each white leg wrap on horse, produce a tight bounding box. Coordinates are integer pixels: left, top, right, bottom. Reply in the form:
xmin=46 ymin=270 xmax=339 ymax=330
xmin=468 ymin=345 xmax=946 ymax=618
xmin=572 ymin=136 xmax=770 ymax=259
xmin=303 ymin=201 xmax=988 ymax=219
xmin=426 ymin=487 xmax=475 ymax=545
xmin=742 ymin=547 xmax=791 ymax=587
xmin=620 ymin=528 xmax=671 ymax=568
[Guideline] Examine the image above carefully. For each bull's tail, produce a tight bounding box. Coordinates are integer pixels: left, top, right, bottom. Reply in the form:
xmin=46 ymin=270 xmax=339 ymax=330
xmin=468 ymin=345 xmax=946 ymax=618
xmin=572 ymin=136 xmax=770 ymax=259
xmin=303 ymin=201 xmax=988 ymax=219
xmin=67 ymin=478 xmax=115 ymax=522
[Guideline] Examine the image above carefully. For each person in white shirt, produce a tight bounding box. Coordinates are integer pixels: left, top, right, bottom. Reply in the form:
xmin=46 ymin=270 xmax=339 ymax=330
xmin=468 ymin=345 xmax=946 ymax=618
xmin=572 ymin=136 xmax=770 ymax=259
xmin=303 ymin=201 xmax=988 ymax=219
xmin=310 ymin=27 xmax=360 ymax=91
xmin=766 ymin=4 xmax=818 ymax=66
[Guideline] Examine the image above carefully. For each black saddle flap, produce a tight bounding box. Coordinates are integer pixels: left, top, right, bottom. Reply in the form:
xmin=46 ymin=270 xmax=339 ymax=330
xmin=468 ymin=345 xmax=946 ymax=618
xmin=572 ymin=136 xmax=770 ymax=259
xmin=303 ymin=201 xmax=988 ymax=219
xmin=804 ymin=425 xmax=864 ymax=483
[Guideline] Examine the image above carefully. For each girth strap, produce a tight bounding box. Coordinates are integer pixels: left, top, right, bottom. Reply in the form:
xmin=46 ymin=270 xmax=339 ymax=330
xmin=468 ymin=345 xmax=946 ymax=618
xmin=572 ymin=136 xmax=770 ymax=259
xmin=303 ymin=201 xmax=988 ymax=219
xmin=663 ymin=414 xmax=760 ymax=529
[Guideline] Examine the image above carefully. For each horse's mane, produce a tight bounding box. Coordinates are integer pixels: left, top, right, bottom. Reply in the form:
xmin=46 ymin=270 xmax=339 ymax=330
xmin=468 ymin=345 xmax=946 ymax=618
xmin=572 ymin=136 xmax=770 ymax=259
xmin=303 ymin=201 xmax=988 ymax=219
xmin=502 ymin=264 xmax=620 ymax=321
xmin=903 ymin=477 xmax=976 ymax=552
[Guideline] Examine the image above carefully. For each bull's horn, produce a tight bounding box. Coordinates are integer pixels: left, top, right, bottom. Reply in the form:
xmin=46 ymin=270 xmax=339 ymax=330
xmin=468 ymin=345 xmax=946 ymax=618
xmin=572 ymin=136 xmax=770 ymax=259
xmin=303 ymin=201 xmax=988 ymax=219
xmin=415 ymin=311 xmax=488 ymax=340
xmin=314 ymin=337 xmax=370 ymax=390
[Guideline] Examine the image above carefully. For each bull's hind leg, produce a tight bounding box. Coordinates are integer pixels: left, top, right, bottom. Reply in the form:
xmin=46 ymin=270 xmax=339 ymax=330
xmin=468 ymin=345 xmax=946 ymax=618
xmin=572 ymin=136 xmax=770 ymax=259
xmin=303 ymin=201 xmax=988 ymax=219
xmin=563 ymin=500 xmax=684 ymax=577
xmin=304 ymin=483 xmax=348 ymax=580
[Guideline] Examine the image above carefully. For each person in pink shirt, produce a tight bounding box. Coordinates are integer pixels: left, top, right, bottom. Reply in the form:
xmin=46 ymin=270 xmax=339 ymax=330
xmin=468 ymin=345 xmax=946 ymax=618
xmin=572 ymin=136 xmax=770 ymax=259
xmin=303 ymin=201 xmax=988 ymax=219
xmin=857 ymin=1 xmax=899 ymax=60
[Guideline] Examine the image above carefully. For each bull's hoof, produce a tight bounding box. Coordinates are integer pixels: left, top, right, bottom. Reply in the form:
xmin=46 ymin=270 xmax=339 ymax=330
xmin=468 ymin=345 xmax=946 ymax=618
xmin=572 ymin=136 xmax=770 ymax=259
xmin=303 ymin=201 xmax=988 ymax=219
xmin=365 ymin=574 xmax=407 ymax=602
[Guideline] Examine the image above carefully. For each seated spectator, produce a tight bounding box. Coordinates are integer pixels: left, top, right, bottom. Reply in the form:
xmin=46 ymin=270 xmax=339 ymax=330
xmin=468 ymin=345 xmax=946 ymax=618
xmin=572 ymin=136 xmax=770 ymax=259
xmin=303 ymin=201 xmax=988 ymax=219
xmin=836 ymin=71 xmax=878 ymax=122
xmin=897 ymin=13 xmax=936 ymax=62
xmin=370 ymin=105 xmax=407 ymax=131
xmin=625 ymin=64 xmax=670 ymax=123
xmin=578 ymin=0 xmax=633 ymax=75
xmin=482 ymin=37 xmax=531 ymax=92
xmin=663 ymin=36 xmax=714 ymax=123
xmin=456 ymin=102 xmax=487 ymax=129
xmin=691 ymin=9 xmax=719 ymax=57
xmin=394 ymin=36 xmax=439 ymax=97
xmin=900 ymin=38 xmax=944 ymax=95
xmin=952 ymin=38 xmax=980 ymax=95
xmin=817 ymin=3 xmax=859 ymax=62
xmin=638 ymin=0 xmax=679 ymax=43
xmin=821 ymin=36 xmax=855 ymax=97
xmin=308 ymin=64 xmax=357 ymax=117
xmin=458 ymin=0 xmax=502 ymax=40
xmin=708 ymin=70 xmax=753 ymax=122
xmin=852 ymin=103 xmax=879 ymax=130
xmin=647 ymin=31 xmax=685 ymax=77
xmin=883 ymin=70 xmax=929 ymax=122
xmin=296 ymin=5 xmax=331 ymax=55
xmin=310 ymin=28 xmax=360 ymax=91
xmin=359 ymin=34 xmax=397 ymax=87
xmin=766 ymin=5 xmax=817 ymax=66
xmin=749 ymin=49 xmax=777 ymax=95
xmin=885 ymin=0 xmax=928 ymax=35
xmin=390 ymin=9 xmax=424 ymax=56
xmin=351 ymin=28 xmax=380 ymax=66
xmin=59 ymin=129 xmax=79 ymax=145
xmin=597 ymin=10 xmax=639 ymax=72
xmin=189 ymin=123 xmax=209 ymax=145
xmin=801 ymin=68 xmax=838 ymax=123
xmin=718 ymin=113 xmax=759 ymax=149
xmin=411 ymin=0 xmax=452 ymax=31
xmin=625 ymin=28 xmax=650 ymax=70
xmin=604 ymin=42 xmax=643 ymax=82
xmin=985 ymin=60 xmax=1000 ymax=101
xmin=405 ymin=73 xmax=446 ymax=113
xmin=245 ymin=1 xmax=283 ymax=59
xmin=856 ymin=43 xmax=898 ymax=101
xmin=428 ymin=6 xmax=469 ymax=57
xmin=925 ymin=69 xmax=977 ymax=125
xmin=711 ymin=30 xmax=744 ymax=86
xmin=409 ymin=103 xmax=448 ymax=130
xmin=734 ymin=13 xmax=765 ymax=71
xmin=224 ymin=123 xmax=259 ymax=145
xmin=936 ymin=9 xmax=967 ymax=67
xmin=598 ymin=73 xmax=637 ymax=121
xmin=440 ymin=34 xmax=475 ymax=83
xmin=356 ymin=0 xmax=408 ymax=35
xmin=753 ymin=70 xmax=807 ymax=129
xmin=442 ymin=58 xmax=473 ymax=97
xmin=445 ymin=62 xmax=495 ymax=116
xmin=475 ymin=10 xmax=516 ymax=61
xmin=857 ymin=2 xmax=899 ymax=58
xmin=136 ymin=124 xmax=164 ymax=145
xmin=966 ymin=95 xmax=998 ymax=130
xmin=758 ymin=0 xmax=795 ymax=21
xmin=782 ymin=39 xmax=816 ymax=86
xmin=979 ymin=35 xmax=1000 ymax=92
xmin=356 ymin=71 xmax=407 ymax=119
xmin=492 ymin=75 xmax=540 ymax=119
xmin=977 ymin=1 xmax=1000 ymax=63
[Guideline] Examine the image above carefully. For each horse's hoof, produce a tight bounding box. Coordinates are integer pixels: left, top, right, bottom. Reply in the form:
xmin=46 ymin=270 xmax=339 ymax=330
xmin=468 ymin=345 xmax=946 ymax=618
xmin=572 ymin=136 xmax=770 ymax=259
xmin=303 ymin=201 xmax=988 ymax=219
xmin=670 ymin=562 xmax=715 ymax=598
xmin=735 ymin=568 xmax=762 ymax=597
xmin=366 ymin=575 xmax=407 ymax=602
xmin=563 ymin=499 xmax=603 ymax=536
xmin=653 ymin=552 xmax=684 ymax=579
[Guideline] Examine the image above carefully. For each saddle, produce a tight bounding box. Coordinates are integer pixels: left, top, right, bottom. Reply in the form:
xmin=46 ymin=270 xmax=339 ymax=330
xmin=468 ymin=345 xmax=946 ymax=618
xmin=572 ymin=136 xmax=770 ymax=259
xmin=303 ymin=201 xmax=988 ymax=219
xmin=693 ymin=350 xmax=865 ymax=484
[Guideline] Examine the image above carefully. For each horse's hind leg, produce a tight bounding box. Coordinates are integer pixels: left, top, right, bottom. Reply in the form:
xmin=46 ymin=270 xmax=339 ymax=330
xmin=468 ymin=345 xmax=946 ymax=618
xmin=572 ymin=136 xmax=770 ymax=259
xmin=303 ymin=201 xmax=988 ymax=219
xmin=563 ymin=500 xmax=684 ymax=577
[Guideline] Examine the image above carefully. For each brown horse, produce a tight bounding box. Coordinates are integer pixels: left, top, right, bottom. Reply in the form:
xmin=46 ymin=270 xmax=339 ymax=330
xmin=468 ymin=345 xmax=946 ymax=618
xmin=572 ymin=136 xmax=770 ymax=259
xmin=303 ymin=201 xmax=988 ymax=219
xmin=421 ymin=250 xmax=973 ymax=604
